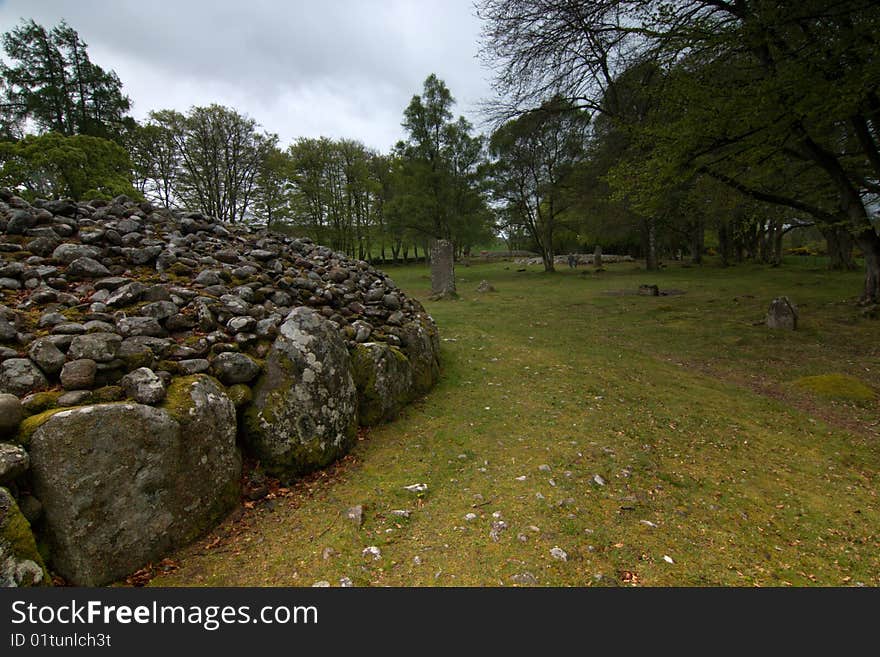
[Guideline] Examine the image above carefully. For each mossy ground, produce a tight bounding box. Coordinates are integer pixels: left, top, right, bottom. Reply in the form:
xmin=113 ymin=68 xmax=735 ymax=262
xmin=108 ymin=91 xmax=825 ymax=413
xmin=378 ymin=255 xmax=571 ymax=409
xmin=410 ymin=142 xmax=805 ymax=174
xmin=152 ymin=259 xmax=880 ymax=587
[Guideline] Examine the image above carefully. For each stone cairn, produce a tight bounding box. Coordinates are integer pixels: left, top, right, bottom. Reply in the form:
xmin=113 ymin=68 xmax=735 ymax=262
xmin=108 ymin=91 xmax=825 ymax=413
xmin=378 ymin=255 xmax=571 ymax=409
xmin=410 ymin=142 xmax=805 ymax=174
xmin=0 ymin=190 xmax=440 ymax=586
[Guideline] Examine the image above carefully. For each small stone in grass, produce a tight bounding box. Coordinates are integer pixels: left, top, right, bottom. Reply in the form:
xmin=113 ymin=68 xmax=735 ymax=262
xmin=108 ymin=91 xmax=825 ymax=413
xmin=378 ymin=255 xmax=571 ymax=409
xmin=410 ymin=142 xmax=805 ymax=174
xmin=550 ymin=546 xmax=568 ymax=562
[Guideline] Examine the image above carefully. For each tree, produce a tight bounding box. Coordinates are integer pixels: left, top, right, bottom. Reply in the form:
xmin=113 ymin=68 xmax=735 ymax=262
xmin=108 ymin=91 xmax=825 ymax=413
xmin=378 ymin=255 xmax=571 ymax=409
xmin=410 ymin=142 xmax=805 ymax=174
xmin=0 ymin=19 xmax=131 ymax=141
xmin=490 ymin=97 xmax=589 ymax=271
xmin=0 ymin=132 xmax=138 ymax=200
xmin=395 ymin=74 xmax=493 ymax=252
xmin=252 ymin=145 xmax=293 ymax=230
xmin=125 ymin=113 xmax=181 ymax=209
xmin=477 ymin=0 xmax=880 ymax=303
xmin=155 ymin=105 xmax=273 ymax=223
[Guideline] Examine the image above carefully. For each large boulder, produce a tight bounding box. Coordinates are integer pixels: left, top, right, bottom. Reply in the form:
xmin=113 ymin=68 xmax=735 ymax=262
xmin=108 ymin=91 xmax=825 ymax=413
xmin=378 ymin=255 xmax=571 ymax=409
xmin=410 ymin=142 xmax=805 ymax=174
xmin=26 ymin=375 xmax=240 ymax=585
xmin=399 ymin=317 xmax=441 ymax=396
xmin=0 ymin=487 xmax=48 ymax=587
xmin=243 ymin=307 xmax=358 ymax=478
xmin=350 ymin=342 xmax=413 ymax=425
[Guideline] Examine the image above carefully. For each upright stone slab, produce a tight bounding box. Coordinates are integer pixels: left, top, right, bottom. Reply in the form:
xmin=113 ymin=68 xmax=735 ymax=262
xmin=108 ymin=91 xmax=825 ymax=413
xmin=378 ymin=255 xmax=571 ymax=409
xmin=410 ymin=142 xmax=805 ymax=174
xmin=594 ymin=245 xmax=603 ymax=268
xmin=27 ymin=375 xmax=241 ymax=585
xmin=430 ymin=239 xmax=456 ymax=298
xmin=243 ymin=307 xmax=358 ymax=478
xmin=766 ymin=296 xmax=798 ymax=330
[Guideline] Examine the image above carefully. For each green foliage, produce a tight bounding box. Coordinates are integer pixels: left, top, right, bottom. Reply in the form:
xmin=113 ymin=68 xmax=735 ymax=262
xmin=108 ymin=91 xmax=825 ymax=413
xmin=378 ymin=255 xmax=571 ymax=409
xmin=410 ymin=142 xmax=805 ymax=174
xmin=0 ymin=19 xmax=131 ymax=141
xmin=489 ymin=97 xmax=589 ymax=270
xmin=0 ymin=132 xmax=139 ymax=201
xmin=393 ymin=74 xmax=494 ymax=250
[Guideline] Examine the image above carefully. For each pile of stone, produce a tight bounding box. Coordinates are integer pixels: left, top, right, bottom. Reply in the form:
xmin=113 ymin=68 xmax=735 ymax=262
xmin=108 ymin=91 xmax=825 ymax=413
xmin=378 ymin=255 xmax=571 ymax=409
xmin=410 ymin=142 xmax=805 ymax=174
xmin=514 ymin=253 xmax=634 ymax=266
xmin=0 ymin=190 xmax=440 ymax=586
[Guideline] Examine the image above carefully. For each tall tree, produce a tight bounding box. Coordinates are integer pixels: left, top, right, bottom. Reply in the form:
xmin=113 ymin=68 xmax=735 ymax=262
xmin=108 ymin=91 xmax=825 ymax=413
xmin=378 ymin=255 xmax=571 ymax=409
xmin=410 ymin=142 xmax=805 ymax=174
xmin=478 ymin=0 xmax=880 ymax=303
xmin=490 ymin=97 xmax=589 ymax=271
xmin=0 ymin=19 xmax=131 ymax=140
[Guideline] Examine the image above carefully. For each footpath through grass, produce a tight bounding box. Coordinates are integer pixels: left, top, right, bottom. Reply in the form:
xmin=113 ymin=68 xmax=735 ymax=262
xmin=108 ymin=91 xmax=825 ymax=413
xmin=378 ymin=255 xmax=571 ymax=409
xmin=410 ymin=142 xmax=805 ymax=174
xmin=155 ymin=259 xmax=880 ymax=587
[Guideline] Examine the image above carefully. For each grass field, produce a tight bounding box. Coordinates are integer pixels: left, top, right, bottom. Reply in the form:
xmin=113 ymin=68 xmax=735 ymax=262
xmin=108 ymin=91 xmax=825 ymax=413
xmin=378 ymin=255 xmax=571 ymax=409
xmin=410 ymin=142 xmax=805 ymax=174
xmin=153 ymin=258 xmax=879 ymax=587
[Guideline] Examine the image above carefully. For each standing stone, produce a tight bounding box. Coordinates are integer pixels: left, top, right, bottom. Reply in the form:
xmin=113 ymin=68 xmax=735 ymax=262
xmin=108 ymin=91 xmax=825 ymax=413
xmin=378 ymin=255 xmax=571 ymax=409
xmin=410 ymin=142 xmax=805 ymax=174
xmin=594 ymin=245 xmax=603 ymax=269
xmin=766 ymin=296 xmax=798 ymax=330
xmin=27 ymin=375 xmax=240 ymax=585
xmin=243 ymin=307 xmax=358 ymax=478
xmin=430 ymin=239 xmax=456 ymax=299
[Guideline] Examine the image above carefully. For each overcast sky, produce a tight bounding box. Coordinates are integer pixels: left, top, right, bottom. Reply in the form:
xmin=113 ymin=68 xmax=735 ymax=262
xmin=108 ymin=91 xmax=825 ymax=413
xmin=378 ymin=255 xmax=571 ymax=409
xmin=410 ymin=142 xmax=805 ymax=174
xmin=0 ymin=0 xmax=495 ymax=151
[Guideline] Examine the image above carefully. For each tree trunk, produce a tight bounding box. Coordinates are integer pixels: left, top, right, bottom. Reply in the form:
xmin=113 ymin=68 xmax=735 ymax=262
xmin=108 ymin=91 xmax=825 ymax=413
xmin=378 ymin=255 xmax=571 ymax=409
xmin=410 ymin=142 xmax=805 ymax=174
xmin=690 ymin=218 xmax=704 ymax=265
xmin=820 ymin=225 xmax=857 ymax=271
xmin=856 ymin=229 xmax=880 ymax=304
xmin=645 ymin=217 xmax=659 ymax=270
xmin=718 ymin=221 xmax=731 ymax=266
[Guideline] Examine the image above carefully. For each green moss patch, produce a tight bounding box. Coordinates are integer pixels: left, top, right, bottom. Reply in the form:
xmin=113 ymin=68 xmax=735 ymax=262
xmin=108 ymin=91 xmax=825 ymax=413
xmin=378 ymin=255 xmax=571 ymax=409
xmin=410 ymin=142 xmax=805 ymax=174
xmin=791 ymin=374 xmax=876 ymax=402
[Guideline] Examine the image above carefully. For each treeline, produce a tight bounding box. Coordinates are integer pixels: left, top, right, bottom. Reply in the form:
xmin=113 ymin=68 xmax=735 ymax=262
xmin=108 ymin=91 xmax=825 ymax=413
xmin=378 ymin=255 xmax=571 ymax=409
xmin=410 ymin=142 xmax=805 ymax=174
xmin=0 ymin=20 xmax=493 ymax=263
xmin=478 ymin=0 xmax=880 ymax=302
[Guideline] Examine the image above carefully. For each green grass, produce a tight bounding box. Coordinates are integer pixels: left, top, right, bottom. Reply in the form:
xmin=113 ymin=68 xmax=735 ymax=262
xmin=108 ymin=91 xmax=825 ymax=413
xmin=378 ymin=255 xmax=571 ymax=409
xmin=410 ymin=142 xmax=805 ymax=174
xmin=153 ymin=260 xmax=880 ymax=587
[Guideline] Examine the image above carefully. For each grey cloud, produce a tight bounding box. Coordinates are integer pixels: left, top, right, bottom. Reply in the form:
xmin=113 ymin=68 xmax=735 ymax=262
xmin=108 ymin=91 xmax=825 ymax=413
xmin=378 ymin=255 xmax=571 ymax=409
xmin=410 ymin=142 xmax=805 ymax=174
xmin=0 ymin=0 xmax=493 ymax=150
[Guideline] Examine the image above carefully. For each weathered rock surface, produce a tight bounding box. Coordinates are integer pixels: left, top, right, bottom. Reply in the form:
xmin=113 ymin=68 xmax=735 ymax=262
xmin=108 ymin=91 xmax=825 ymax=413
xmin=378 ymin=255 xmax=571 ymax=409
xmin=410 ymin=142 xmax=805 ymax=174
xmin=0 ymin=191 xmax=441 ymax=585
xmin=0 ymin=487 xmax=48 ymax=587
xmin=244 ymin=307 xmax=358 ymax=478
xmin=350 ymin=342 xmax=413 ymax=425
xmin=766 ymin=296 xmax=798 ymax=330
xmin=27 ymin=375 xmax=240 ymax=585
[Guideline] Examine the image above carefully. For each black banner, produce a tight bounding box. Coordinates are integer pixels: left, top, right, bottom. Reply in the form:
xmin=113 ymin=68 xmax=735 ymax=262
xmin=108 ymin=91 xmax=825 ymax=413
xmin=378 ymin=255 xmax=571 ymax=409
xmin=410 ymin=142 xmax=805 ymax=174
xmin=0 ymin=587 xmax=874 ymax=652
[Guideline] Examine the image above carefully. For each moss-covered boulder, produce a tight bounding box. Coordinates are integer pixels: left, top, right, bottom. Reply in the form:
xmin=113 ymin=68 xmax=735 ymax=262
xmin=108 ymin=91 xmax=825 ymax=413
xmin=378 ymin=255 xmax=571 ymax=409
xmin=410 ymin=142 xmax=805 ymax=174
xmin=27 ymin=375 xmax=240 ymax=585
xmin=243 ymin=307 xmax=358 ymax=479
xmin=0 ymin=487 xmax=49 ymax=587
xmin=791 ymin=373 xmax=876 ymax=402
xmin=400 ymin=316 xmax=441 ymax=396
xmin=351 ymin=342 xmax=413 ymax=425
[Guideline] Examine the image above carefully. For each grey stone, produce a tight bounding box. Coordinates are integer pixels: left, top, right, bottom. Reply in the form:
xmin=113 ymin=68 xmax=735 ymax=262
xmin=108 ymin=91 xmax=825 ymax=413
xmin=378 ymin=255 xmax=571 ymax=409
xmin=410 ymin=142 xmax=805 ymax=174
xmin=212 ymin=352 xmax=261 ymax=385
xmin=346 ymin=504 xmax=364 ymax=527
xmin=105 ymin=281 xmax=146 ymax=307
xmin=57 ymin=390 xmax=92 ymax=406
xmin=51 ymin=243 xmax=99 ymax=264
xmin=68 ymin=332 xmax=122 ymax=362
xmin=430 ymin=239 xmax=456 ymax=298
xmin=178 ymin=358 xmax=210 ymax=375
xmin=28 ymin=375 xmax=241 ymax=585
xmin=476 ymin=280 xmax=496 ymax=293
xmin=140 ymin=300 xmax=179 ymax=320
xmin=51 ymin=322 xmax=86 ymax=335
xmin=0 ymin=394 xmax=23 ymax=437
xmin=399 ymin=319 xmax=441 ymax=396
xmin=766 ymin=296 xmax=798 ymax=330
xmin=0 ymin=444 xmax=29 ymax=484
xmin=0 ymin=488 xmax=47 ymax=587
xmin=0 ymin=359 xmax=48 ymax=396
xmin=0 ymin=278 xmax=21 ymax=290
xmin=243 ymin=307 xmax=358 ymax=478
xmin=28 ymin=338 xmax=66 ymax=375
xmin=60 ymin=359 xmax=97 ymax=390
xmin=350 ymin=342 xmax=413 ymax=425
xmin=194 ymin=269 xmax=222 ymax=286
xmin=120 ymin=367 xmax=166 ymax=404
xmin=117 ymin=316 xmax=165 ymax=337
xmin=0 ymin=318 xmax=16 ymax=342
xmin=66 ymin=257 xmax=110 ymax=278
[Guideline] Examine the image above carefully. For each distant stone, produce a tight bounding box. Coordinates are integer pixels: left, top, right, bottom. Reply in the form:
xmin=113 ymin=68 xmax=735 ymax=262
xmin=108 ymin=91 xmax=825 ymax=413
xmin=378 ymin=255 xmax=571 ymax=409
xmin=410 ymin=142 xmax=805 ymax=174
xmin=592 ymin=474 xmax=606 ymax=486
xmin=476 ymin=280 xmax=496 ymax=293
xmin=362 ymin=546 xmax=381 ymax=561
xmin=550 ymin=546 xmax=568 ymax=562
xmin=638 ymin=284 xmax=660 ymax=296
xmin=346 ymin=504 xmax=364 ymax=527
xmin=117 ymin=316 xmax=165 ymax=338
xmin=766 ymin=296 xmax=798 ymax=330
xmin=51 ymin=243 xmax=99 ymax=264
xmin=511 ymin=572 xmax=538 ymax=585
